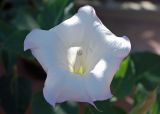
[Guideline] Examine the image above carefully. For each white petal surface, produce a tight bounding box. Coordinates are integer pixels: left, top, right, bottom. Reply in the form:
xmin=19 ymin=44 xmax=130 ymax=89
xmin=24 ymin=5 xmax=131 ymax=106
xmin=43 ymin=68 xmax=91 ymax=106
xmin=24 ymin=29 xmax=69 ymax=72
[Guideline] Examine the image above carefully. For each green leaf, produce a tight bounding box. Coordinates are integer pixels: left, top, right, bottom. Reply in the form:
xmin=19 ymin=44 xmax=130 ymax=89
xmin=85 ymin=101 xmax=126 ymax=114
xmin=58 ymin=102 xmax=79 ymax=114
xmin=12 ymin=11 xmax=39 ymax=31
xmin=133 ymin=84 xmax=148 ymax=106
xmin=0 ymin=20 xmax=13 ymax=35
xmin=32 ymin=91 xmax=55 ymax=114
xmin=132 ymin=53 xmax=160 ymax=90
xmin=37 ymin=0 xmax=71 ymax=29
xmin=0 ymin=76 xmax=32 ymax=114
xmin=112 ymin=52 xmax=160 ymax=98
xmin=115 ymin=57 xmax=130 ymax=78
xmin=0 ymin=20 xmax=13 ymax=47
xmin=4 ymin=30 xmax=29 ymax=54
xmin=112 ymin=56 xmax=135 ymax=98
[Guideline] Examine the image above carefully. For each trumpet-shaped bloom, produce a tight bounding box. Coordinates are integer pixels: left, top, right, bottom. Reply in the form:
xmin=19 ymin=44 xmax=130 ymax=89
xmin=24 ymin=5 xmax=131 ymax=106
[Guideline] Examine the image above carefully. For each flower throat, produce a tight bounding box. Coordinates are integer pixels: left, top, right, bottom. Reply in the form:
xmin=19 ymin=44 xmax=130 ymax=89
xmin=68 ymin=47 xmax=86 ymax=75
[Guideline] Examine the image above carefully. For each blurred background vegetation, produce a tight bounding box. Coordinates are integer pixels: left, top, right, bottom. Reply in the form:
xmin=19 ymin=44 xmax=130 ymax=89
xmin=0 ymin=0 xmax=160 ymax=114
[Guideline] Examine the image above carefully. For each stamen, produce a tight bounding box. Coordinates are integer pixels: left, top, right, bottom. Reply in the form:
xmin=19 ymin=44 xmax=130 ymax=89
xmin=67 ymin=47 xmax=86 ymax=75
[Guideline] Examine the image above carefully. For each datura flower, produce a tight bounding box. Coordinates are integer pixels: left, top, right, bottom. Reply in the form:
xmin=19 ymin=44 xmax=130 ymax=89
xmin=24 ymin=5 xmax=131 ymax=106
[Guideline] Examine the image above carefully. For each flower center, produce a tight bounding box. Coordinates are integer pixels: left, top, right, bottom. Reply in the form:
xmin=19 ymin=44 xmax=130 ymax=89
xmin=67 ymin=47 xmax=86 ymax=75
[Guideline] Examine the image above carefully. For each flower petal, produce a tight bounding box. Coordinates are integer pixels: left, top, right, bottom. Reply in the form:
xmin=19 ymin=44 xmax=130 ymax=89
xmin=43 ymin=65 xmax=113 ymax=106
xmin=24 ymin=29 xmax=68 ymax=72
xmin=86 ymin=60 xmax=113 ymax=101
xmin=77 ymin=5 xmax=131 ymax=58
xmin=50 ymin=13 xmax=84 ymax=47
xmin=43 ymin=68 xmax=92 ymax=106
xmin=89 ymin=14 xmax=131 ymax=58
xmin=43 ymin=56 xmax=120 ymax=106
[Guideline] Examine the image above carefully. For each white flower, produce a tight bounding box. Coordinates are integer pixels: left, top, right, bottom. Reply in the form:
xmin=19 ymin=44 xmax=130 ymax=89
xmin=24 ymin=5 xmax=131 ymax=106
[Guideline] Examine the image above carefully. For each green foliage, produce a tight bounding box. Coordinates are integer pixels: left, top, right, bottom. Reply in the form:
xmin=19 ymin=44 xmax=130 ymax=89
xmin=130 ymin=87 xmax=157 ymax=114
xmin=85 ymin=101 xmax=126 ymax=114
xmin=0 ymin=76 xmax=32 ymax=114
xmin=0 ymin=0 xmax=76 ymax=114
xmin=112 ymin=52 xmax=160 ymax=98
xmin=36 ymin=0 xmax=71 ymax=29
xmin=32 ymin=91 xmax=55 ymax=114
